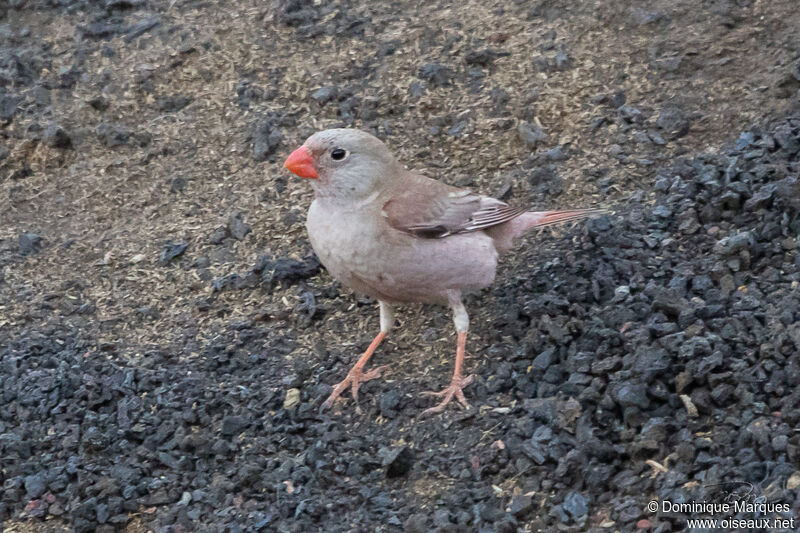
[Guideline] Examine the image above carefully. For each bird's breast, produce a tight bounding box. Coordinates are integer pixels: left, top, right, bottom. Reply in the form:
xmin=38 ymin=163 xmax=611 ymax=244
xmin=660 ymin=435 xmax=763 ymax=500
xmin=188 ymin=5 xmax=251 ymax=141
xmin=306 ymin=201 xmax=386 ymax=286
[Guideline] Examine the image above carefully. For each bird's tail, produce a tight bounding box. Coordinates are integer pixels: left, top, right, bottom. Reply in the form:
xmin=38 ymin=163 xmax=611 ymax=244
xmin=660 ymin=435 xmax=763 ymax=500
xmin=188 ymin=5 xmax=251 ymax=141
xmin=522 ymin=208 xmax=609 ymax=230
xmin=487 ymin=208 xmax=609 ymax=253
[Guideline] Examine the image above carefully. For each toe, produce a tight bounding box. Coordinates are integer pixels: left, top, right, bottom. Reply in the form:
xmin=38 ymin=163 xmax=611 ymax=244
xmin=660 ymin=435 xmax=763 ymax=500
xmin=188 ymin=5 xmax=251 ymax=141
xmin=362 ymin=365 xmax=389 ymax=381
xmin=320 ymin=394 xmax=337 ymax=412
xmin=455 ymin=390 xmax=471 ymax=409
xmin=419 ymin=404 xmax=445 ymax=418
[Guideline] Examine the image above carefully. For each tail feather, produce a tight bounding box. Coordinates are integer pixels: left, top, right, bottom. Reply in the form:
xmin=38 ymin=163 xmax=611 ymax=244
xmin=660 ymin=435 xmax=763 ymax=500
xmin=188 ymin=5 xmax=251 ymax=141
xmin=486 ymin=207 xmax=609 ymax=253
xmin=527 ymin=208 xmax=609 ymax=229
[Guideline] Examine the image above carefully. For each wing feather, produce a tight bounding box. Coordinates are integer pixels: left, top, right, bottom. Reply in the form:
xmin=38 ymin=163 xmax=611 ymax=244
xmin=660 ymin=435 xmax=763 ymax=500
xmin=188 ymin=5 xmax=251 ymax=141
xmin=383 ymin=173 xmax=526 ymax=238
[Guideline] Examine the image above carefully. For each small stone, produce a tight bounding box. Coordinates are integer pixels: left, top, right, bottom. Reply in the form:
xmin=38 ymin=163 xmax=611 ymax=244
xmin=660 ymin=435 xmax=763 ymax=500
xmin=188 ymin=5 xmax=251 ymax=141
xmin=532 ymin=348 xmax=556 ymax=371
xmin=654 ymin=56 xmax=682 ymax=72
xmin=19 ymin=232 xmax=44 ymax=255
xmin=252 ymin=119 xmax=284 ymax=161
xmin=379 ymin=389 xmax=401 ymax=418
xmin=169 ymin=176 xmax=187 ymax=193
xmin=544 ymin=145 xmax=568 ymax=161
xmin=613 ymin=285 xmax=631 ymax=302
xmin=418 ymin=63 xmax=452 ymax=87
xmin=656 ymin=108 xmax=690 ymax=139
xmin=160 ymin=241 xmax=188 ymax=264
xmin=209 ymin=227 xmax=227 ymax=245
xmin=464 ymin=48 xmax=510 ymax=66
xmin=43 ymin=123 xmax=72 ymax=149
xmin=0 ymin=93 xmax=18 ymax=122
xmin=383 ymin=446 xmax=414 ymax=478
xmin=24 ymin=474 xmax=47 ymax=499
xmin=679 ymin=394 xmax=698 ymax=417
xmin=221 ymin=415 xmax=250 ymax=436
xmin=562 ymin=491 xmax=588 ymax=518
xmin=89 ymin=96 xmax=109 ymax=111
xmin=155 ymin=95 xmax=191 ymax=112
xmin=125 ymin=15 xmax=160 ymax=42
xmin=787 ymin=472 xmax=800 ymax=490
xmin=518 ymin=122 xmax=547 ymax=148
xmin=96 ymin=503 xmax=110 ymax=523
xmin=408 ymin=81 xmax=426 ymax=98
xmin=310 ymin=86 xmax=337 ymax=104
xmin=284 ymin=388 xmax=301 ymax=409
xmin=96 ymin=122 xmax=131 ymax=147
xmin=554 ymin=49 xmax=571 ymax=70
xmin=227 ymin=211 xmax=251 ymax=240
xmin=614 ymin=383 xmax=649 ymax=408
xmin=772 ymin=435 xmax=788 ymax=452
xmin=509 ymin=494 xmax=534 ymax=517
xmin=143 ymin=489 xmax=172 ymax=506
xmin=404 ymin=513 xmax=428 ymax=533
xmin=609 ymin=90 xmax=626 ymax=108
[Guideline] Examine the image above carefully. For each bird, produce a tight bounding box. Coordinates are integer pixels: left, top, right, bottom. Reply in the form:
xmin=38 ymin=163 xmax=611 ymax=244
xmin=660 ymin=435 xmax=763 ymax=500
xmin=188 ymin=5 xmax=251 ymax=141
xmin=283 ymin=128 xmax=605 ymax=416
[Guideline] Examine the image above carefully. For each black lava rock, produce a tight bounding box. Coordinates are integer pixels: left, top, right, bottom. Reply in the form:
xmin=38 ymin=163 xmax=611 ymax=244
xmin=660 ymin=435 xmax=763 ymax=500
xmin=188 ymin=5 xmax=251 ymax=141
xmin=418 ymin=63 xmax=452 ymax=87
xmin=656 ymin=108 xmax=690 ymax=139
xmin=24 ymin=473 xmax=47 ymax=499
xmin=18 ymin=232 xmax=44 ymax=255
xmin=464 ymin=49 xmax=510 ymax=67
xmin=160 ymin=241 xmax=189 ymax=264
xmin=43 ymin=123 xmax=72 ymax=149
xmin=252 ymin=117 xmax=285 ymax=161
xmin=227 ymin=211 xmax=251 ymax=241
xmin=382 ymin=447 xmax=414 ymax=478
xmin=96 ymin=123 xmax=131 ymax=147
xmin=518 ymin=122 xmax=548 ymax=148
xmin=221 ymin=415 xmax=250 ymax=436
xmin=0 ymin=93 xmax=18 ymax=122
xmin=155 ymin=95 xmax=191 ymax=112
xmin=562 ymin=491 xmax=588 ymax=519
xmin=310 ymin=86 xmax=337 ymax=104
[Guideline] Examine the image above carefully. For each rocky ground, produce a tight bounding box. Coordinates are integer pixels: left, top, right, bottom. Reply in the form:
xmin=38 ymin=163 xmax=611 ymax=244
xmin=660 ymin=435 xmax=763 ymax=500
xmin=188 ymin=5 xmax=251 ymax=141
xmin=2 ymin=0 xmax=800 ymax=532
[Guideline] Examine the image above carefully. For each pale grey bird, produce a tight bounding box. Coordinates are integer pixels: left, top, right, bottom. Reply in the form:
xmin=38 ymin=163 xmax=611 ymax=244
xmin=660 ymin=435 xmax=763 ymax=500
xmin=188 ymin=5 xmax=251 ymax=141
xmin=284 ymin=129 xmax=604 ymax=416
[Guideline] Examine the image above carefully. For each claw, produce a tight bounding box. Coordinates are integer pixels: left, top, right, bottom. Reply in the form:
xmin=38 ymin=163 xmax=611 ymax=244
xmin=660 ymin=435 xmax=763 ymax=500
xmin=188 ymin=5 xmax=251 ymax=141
xmin=320 ymin=365 xmax=389 ymax=412
xmin=419 ymin=374 xmax=474 ymax=417
xmin=320 ymin=330 xmax=389 ymax=414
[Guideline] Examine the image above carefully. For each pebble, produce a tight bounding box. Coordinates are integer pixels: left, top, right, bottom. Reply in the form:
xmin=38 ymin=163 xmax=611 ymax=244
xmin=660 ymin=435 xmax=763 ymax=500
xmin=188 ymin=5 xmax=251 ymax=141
xmin=518 ymin=122 xmax=548 ymax=148
xmin=43 ymin=123 xmax=72 ymax=149
xmin=283 ymin=388 xmax=301 ymax=409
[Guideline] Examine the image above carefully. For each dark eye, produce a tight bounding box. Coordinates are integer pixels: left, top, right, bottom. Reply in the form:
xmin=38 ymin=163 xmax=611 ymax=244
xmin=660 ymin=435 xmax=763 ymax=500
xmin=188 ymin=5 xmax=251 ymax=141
xmin=330 ymin=148 xmax=347 ymax=161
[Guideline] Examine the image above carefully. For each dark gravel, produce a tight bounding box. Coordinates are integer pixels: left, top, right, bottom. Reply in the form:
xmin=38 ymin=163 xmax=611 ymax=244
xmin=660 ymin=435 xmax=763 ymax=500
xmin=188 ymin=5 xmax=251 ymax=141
xmin=2 ymin=113 xmax=799 ymax=532
xmin=2 ymin=0 xmax=800 ymax=531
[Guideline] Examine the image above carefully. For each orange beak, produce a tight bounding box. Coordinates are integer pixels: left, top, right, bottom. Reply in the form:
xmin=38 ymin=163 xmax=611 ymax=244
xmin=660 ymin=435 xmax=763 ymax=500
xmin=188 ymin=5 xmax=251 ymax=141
xmin=283 ymin=146 xmax=318 ymax=179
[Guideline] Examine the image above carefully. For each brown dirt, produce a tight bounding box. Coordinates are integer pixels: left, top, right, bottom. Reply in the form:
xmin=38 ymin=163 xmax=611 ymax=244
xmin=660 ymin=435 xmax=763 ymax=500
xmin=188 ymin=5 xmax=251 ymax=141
xmin=2 ymin=0 xmax=800 ymax=531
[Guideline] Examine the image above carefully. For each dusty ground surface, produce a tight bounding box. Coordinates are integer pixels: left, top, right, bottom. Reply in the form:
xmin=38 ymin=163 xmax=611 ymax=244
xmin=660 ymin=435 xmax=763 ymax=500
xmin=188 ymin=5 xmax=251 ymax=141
xmin=2 ymin=0 xmax=800 ymax=531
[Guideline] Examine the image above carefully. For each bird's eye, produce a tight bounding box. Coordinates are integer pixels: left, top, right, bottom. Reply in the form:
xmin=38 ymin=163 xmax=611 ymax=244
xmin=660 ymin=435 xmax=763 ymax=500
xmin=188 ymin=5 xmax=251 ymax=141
xmin=330 ymin=148 xmax=348 ymax=161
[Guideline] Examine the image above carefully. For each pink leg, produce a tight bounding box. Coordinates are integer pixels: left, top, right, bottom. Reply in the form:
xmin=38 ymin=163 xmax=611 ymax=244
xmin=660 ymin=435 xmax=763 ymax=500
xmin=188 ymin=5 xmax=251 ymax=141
xmin=420 ymin=331 xmax=474 ymax=416
xmin=320 ymin=331 xmax=388 ymax=412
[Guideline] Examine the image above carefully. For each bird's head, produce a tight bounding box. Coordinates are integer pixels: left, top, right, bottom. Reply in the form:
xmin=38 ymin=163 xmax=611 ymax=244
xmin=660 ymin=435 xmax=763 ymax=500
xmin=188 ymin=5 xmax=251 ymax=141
xmin=284 ymin=129 xmax=399 ymax=203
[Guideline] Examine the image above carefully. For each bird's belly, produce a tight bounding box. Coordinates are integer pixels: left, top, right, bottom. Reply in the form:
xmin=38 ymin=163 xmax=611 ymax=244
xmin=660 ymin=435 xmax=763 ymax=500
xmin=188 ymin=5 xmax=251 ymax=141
xmin=307 ymin=203 xmax=498 ymax=303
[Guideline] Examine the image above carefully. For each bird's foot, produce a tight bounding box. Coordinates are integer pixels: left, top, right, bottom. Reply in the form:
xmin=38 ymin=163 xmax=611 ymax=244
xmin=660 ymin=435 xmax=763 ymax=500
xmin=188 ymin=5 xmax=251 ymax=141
xmin=419 ymin=374 xmax=474 ymax=417
xmin=320 ymin=365 xmax=389 ymax=413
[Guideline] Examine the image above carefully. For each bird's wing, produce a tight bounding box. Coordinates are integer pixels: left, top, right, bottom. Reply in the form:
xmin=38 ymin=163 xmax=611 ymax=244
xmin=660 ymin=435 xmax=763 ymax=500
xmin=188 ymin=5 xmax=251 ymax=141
xmin=382 ymin=173 xmax=527 ymax=238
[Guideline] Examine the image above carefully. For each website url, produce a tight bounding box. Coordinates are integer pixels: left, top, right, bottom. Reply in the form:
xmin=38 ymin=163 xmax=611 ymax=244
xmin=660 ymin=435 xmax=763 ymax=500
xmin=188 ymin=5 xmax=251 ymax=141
xmin=686 ymin=517 xmax=796 ymax=529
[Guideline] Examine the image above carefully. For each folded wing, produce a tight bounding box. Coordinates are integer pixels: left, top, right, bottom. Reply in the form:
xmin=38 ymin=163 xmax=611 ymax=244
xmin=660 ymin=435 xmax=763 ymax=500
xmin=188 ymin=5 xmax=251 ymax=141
xmin=383 ymin=173 xmax=526 ymax=238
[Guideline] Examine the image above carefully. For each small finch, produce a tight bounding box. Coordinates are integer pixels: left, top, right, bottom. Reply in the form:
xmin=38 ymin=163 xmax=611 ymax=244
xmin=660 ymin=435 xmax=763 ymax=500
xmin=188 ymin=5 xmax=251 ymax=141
xmin=284 ymin=129 xmax=604 ymax=416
